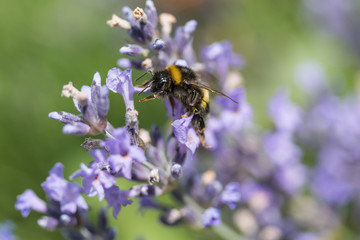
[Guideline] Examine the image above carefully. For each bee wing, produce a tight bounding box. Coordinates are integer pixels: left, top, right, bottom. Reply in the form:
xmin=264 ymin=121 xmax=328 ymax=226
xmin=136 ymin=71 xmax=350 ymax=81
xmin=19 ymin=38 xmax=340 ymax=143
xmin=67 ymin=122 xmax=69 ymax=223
xmin=183 ymin=79 xmax=238 ymax=104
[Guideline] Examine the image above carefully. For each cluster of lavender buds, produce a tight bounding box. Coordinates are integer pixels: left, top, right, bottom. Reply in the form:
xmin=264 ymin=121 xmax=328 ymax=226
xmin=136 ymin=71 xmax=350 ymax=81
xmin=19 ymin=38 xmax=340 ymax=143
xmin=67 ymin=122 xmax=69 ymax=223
xmin=13 ymin=1 xmax=360 ymax=240
xmin=15 ymin=163 xmax=115 ymax=239
xmin=0 ymin=221 xmax=17 ymax=240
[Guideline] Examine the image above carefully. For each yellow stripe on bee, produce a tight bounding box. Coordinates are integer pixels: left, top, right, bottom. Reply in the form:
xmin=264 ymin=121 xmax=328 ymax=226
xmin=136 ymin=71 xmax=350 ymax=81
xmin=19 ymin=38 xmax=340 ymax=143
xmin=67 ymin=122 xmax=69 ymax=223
xmin=166 ymin=65 xmax=182 ymax=85
xmin=201 ymin=89 xmax=209 ymax=108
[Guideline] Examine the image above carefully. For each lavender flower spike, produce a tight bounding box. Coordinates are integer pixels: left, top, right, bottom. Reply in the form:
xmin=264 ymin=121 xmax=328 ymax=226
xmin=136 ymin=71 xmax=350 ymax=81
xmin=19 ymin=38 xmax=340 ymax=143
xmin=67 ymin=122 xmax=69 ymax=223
xmin=15 ymin=189 xmax=47 ymax=217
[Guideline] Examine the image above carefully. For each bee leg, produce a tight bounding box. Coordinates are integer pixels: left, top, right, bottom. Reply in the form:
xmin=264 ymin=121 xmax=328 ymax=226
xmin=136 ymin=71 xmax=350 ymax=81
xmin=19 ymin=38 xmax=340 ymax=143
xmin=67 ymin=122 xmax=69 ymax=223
xmin=191 ymin=115 xmax=212 ymax=149
xmin=188 ymin=90 xmax=199 ymax=106
xmin=198 ymin=132 xmax=212 ymax=149
xmin=139 ymin=94 xmax=156 ymax=102
xmin=181 ymin=108 xmax=196 ymax=118
xmin=169 ymin=96 xmax=175 ymax=117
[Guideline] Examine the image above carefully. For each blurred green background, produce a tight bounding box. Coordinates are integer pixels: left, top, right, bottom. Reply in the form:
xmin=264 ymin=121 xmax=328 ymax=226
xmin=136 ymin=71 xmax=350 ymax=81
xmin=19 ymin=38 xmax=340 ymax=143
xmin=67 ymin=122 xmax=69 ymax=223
xmin=0 ymin=0 xmax=358 ymax=239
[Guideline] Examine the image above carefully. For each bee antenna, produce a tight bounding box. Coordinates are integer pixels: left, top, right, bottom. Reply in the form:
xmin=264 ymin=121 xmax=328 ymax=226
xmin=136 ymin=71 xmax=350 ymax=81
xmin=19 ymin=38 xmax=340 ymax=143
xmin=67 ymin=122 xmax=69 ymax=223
xmin=135 ymin=70 xmax=153 ymax=82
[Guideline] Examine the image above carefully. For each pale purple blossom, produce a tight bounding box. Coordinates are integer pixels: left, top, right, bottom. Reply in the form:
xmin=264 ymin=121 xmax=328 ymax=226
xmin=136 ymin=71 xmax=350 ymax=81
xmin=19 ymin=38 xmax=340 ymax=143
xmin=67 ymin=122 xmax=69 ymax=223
xmin=0 ymin=221 xmax=16 ymax=240
xmin=106 ymin=68 xmax=135 ymax=110
xmin=41 ymin=163 xmax=88 ymax=214
xmin=263 ymin=131 xmax=302 ymax=166
xmin=202 ymin=41 xmax=244 ymax=82
xmin=104 ymin=186 xmax=132 ymax=218
xmin=15 ymin=189 xmax=47 ymax=217
xmin=120 ymin=44 xmax=149 ymax=56
xmin=219 ymin=182 xmax=241 ymax=209
xmin=49 ymin=72 xmax=109 ymax=136
xmin=70 ymin=150 xmax=116 ymax=201
xmin=202 ymin=208 xmax=221 ymax=228
xmin=172 ymin=114 xmax=200 ymax=156
xmin=268 ymin=89 xmax=302 ymax=132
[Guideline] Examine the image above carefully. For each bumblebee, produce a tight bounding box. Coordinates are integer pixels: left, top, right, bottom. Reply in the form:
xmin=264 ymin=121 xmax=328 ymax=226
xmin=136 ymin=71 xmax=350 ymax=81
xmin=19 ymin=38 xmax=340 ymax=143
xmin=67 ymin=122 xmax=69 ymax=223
xmin=137 ymin=65 xmax=238 ymax=148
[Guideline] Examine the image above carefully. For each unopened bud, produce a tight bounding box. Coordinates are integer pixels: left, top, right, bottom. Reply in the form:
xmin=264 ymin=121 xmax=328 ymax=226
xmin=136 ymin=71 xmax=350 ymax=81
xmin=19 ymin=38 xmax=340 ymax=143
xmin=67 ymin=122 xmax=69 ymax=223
xmin=170 ymin=164 xmax=182 ymax=178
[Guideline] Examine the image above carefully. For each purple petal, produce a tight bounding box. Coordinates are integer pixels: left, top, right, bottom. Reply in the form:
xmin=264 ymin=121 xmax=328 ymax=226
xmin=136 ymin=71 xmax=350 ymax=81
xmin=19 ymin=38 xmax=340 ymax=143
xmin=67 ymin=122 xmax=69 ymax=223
xmin=75 ymin=195 xmax=88 ymax=211
xmin=60 ymin=183 xmax=87 ymax=214
xmin=62 ymin=122 xmax=90 ymax=135
xmin=108 ymin=155 xmax=132 ymax=179
xmin=202 ymin=207 xmax=221 ymax=228
xmin=98 ymin=171 xmax=116 ymax=189
xmin=128 ymin=184 xmax=161 ymax=197
xmin=220 ymin=182 xmax=241 ymax=209
xmin=104 ymin=186 xmax=132 ymax=218
xmin=172 ymin=114 xmax=193 ymax=144
xmin=0 ymin=221 xmax=16 ymax=240
xmin=174 ymin=59 xmax=188 ymax=67
xmin=185 ymin=128 xmax=200 ymax=155
xmin=42 ymin=174 xmax=67 ymax=202
xmin=216 ymin=88 xmax=244 ymax=111
xmin=37 ymin=216 xmax=59 ymax=230
xmin=120 ymin=44 xmax=147 ymax=56
xmin=117 ymin=58 xmax=132 ymax=68
xmin=165 ymin=98 xmax=184 ymax=119
xmin=90 ymin=149 xmax=108 ymax=164
xmin=268 ymin=89 xmax=302 ymax=132
xmin=102 ymin=127 xmax=131 ymax=155
xmin=175 ymin=20 xmax=197 ymax=53
xmin=129 ymin=147 xmax=146 ymax=163
xmin=91 ymin=72 xmax=101 ymax=106
xmin=48 ymin=111 xmax=82 ymax=124
xmin=106 ymin=68 xmax=134 ymax=110
xmin=122 ymin=6 xmax=136 ymax=25
xmin=274 ymin=164 xmax=306 ymax=195
xmin=263 ymin=131 xmax=302 ymax=166
xmin=145 ymin=0 xmax=157 ymax=27
xmin=201 ymin=41 xmax=244 ymax=82
xmin=69 ymin=82 xmax=99 ymax=126
xmin=15 ymin=189 xmax=47 ymax=217
xmin=151 ymin=39 xmax=165 ymax=51
xmin=49 ymin=162 xmax=64 ymax=178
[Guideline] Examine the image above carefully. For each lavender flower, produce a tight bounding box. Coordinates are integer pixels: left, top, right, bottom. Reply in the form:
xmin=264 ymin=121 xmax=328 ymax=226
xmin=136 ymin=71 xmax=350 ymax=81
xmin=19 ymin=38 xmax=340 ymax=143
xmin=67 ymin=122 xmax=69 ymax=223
xmin=49 ymin=72 xmax=109 ymax=136
xmin=0 ymin=221 xmax=16 ymax=240
xmin=202 ymin=207 xmax=221 ymax=228
xmin=267 ymin=89 xmax=302 ymax=132
xmin=104 ymin=186 xmax=132 ymax=218
xmin=70 ymin=150 xmax=116 ymax=201
xmin=172 ymin=114 xmax=200 ymax=157
xmin=201 ymin=41 xmax=244 ymax=83
xmin=106 ymin=68 xmax=134 ymax=110
xmin=41 ymin=163 xmax=88 ymax=214
xmin=219 ymin=182 xmax=241 ymax=209
xmin=15 ymin=189 xmax=47 ymax=217
xmin=101 ymin=127 xmax=146 ymax=179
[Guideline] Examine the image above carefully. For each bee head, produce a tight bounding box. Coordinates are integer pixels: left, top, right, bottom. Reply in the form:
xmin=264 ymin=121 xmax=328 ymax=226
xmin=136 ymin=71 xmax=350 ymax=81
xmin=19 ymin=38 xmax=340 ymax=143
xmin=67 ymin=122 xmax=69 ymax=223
xmin=150 ymin=71 xmax=171 ymax=94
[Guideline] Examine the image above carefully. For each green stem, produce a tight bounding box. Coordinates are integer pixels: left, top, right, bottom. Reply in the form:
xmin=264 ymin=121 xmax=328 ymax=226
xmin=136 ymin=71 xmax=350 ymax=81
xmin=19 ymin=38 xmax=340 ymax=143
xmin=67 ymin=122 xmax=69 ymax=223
xmin=183 ymin=195 xmax=246 ymax=240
